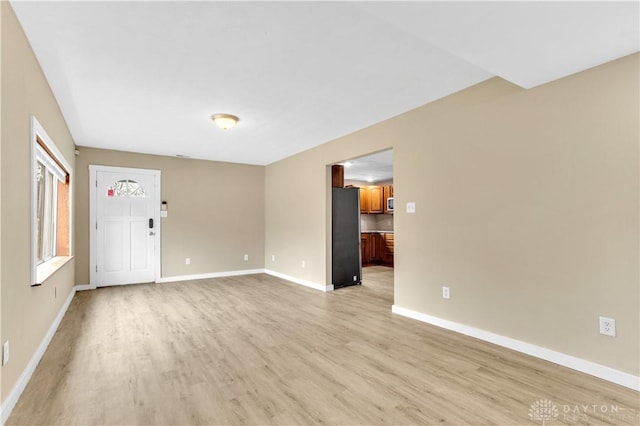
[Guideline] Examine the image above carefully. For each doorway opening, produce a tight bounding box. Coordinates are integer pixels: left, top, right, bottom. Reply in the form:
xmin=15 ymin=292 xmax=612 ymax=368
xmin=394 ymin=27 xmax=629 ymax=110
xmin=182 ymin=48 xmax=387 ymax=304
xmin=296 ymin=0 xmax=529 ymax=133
xmin=329 ymin=149 xmax=394 ymax=302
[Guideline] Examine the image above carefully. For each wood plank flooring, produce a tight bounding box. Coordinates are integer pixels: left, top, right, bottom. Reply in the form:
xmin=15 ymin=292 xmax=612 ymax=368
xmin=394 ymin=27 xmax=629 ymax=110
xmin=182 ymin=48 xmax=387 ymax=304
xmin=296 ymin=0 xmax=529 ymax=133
xmin=8 ymin=267 xmax=639 ymax=425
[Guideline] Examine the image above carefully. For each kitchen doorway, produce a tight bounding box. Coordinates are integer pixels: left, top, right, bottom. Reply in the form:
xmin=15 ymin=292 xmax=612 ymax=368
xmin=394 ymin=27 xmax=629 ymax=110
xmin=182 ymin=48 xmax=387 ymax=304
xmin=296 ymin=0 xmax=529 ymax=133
xmin=329 ymin=149 xmax=394 ymax=298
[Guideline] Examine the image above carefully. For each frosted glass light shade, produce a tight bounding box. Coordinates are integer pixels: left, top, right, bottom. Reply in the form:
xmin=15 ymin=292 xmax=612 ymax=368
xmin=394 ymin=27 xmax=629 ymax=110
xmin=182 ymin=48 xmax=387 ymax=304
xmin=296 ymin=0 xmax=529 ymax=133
xmin=212 ymin=114 xmax=239 ymax=130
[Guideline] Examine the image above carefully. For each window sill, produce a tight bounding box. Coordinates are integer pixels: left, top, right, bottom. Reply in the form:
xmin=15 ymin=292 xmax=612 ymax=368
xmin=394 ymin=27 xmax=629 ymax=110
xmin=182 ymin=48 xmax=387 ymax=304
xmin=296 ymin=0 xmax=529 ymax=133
xmin=35 ymin=256 xmax=74 ymax=285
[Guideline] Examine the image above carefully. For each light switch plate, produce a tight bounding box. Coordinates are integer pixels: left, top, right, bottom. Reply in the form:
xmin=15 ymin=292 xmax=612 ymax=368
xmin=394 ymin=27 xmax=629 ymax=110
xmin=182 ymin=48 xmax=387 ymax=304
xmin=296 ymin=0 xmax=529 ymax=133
xmin=406 ymin=202 xmax=416 ymax=213
xmin=442 ymin=287 xmax=450 ymax=299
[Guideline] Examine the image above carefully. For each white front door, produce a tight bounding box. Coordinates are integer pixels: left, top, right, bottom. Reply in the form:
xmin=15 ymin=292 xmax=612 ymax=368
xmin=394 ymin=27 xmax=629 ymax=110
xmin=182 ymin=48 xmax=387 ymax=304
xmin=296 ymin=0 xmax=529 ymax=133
xmin=90 ymin=166 xmax=160 ymax=286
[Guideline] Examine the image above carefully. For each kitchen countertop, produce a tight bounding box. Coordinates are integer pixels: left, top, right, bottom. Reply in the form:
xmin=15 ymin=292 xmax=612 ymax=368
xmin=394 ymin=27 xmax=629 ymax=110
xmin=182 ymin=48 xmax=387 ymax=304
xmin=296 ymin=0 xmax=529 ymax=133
xmin=361 ymin=230 xmax=394 ymax=234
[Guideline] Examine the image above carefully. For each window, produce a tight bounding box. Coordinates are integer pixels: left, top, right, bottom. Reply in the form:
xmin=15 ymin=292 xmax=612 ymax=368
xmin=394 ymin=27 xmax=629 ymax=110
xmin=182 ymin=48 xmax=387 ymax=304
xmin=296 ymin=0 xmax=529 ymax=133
xmin=31 ymin=117 xmax=72 ymax=285
xmin=107 ymin=179 xmax=146 ymax=197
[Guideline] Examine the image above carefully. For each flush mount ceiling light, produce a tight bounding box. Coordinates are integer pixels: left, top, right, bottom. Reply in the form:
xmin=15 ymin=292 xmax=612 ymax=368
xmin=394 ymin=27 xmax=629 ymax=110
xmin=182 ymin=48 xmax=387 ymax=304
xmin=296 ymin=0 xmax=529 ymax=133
xmin=211 ymin=113 xmax=239 ymax=130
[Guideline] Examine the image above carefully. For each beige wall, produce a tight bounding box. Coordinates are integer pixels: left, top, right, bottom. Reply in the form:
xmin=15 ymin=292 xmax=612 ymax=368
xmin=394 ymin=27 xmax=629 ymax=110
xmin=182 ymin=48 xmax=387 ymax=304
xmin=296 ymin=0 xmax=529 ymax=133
xmin=265 ymin=147 xmax=387 ymax=283
xmin=74 ymin=148 xmax=265 ymax=283
xmin=265 ymin=54 xmax=639 ymax=375
xmin=1 ymin=2 xmax=77 ymax=403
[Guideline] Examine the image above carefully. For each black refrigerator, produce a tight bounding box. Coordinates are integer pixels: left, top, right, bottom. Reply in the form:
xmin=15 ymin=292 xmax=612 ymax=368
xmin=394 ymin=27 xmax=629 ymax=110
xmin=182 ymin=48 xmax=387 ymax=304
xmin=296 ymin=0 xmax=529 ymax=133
xmin=332 ymin=187 xmax=362 ymax=289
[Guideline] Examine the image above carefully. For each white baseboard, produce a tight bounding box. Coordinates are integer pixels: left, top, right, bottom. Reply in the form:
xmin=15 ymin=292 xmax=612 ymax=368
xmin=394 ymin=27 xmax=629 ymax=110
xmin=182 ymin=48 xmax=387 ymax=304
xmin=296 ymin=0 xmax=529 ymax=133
xmin=155 ymin=268 xmax=266 ymax=283
xmin=74 ymin=283 xmax=96 ymax=291
xmin=265 ymin=269 xmax=333 ymax=292
xmin=1 ymin=286 xmax=78 ymax=425
xmin=391 ymin=305 xmax=640 ymax=392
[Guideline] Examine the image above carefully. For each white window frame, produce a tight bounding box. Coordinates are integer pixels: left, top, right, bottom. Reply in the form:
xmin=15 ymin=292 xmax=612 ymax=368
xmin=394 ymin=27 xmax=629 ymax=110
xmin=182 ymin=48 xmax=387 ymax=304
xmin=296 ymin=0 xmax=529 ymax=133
xmin=31 ymin=116 xmax=73 ymax=285
xmin=36 ymin=145 xmax=62 ymax=264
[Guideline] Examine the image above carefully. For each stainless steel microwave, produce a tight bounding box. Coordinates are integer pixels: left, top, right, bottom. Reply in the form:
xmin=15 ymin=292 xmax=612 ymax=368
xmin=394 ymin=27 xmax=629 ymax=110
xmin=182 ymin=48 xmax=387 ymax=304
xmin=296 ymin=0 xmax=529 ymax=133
xmin=387 ymin=197 xmax=394 ymax=213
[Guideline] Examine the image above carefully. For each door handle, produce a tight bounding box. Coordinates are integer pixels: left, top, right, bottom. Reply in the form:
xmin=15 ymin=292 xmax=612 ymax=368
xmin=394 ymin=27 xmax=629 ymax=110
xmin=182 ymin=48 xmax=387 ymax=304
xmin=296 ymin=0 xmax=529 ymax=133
xmin=149 ymin=218 xmax=154 ymax=229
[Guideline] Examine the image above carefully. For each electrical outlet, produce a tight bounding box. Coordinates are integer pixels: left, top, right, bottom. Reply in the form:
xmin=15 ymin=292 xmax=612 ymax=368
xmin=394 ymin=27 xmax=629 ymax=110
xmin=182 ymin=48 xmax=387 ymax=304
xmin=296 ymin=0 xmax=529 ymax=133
xmin=599 ymin=316 xmax=616 ymax=337
xmin=3 ymin=341 xmax=9 ymax=366
xmin=406 ymin=202 xmax=416 ymax=213
xmin=244 ymin=254 xmax=249 ymax=261
xmin=271 ymin=255 xmax=276 ymax=262
xmin=185 ymin=258 xmax=191 ymax=265
xmin=301 ymin=260 xmax=306 ymax=268
xmin=442 ymin=286 xmax=450 ymax=299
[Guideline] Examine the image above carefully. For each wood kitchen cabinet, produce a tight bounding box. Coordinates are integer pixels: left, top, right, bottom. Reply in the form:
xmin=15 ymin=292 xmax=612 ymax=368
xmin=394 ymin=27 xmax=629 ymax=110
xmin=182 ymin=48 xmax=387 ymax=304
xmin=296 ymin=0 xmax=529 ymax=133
xmin=380 ymin=233 xmax=394 ymax=267
xmin=361 ymin=232 xmax=393 ymax=267
xmin=369 ymin=233 xmax=381 ymax=262
xmin=359 ymin=187 xmax=369 ymax=214
xmin=358 ymin=185 xmax=384 ymax=214
xmin=368 ymin=186 xmax=384 ymax=213
xmin=361 ymin=233 xmax=381 ymax=265
xmin=361 ymin=233 xmax=369 ymax=264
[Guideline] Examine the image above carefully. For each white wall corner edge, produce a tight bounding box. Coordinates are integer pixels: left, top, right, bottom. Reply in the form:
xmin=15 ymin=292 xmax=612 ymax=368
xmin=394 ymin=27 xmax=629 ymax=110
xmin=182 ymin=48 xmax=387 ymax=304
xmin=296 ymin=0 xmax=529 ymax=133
xmin=0 ymin=285 xmax=78 ymax=425
xmin=265 ymin=269 xmax=333 ymax=292
xmin=391 ymin=305 xmax=640 ymax=392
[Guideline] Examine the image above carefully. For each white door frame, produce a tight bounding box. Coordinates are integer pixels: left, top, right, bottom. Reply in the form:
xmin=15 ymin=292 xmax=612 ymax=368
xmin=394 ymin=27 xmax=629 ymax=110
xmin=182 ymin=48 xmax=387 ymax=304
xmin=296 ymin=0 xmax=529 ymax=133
xmin=89 ymin=165 xmax=161 ymax=286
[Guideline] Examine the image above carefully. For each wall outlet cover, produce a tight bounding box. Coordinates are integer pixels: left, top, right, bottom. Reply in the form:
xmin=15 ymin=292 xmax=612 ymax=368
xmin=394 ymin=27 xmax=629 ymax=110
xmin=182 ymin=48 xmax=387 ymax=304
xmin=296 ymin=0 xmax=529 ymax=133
xmin=599 ymin=316 xmax=616 ymax=337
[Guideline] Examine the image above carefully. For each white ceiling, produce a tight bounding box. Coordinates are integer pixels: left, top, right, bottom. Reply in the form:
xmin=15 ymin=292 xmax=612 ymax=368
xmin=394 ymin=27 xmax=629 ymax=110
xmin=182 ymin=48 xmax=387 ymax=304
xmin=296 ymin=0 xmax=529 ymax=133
xmin=343 ymin=150 xmax=394 ymax=184
xmin=10 ymin=1 xmax=639 ymax=166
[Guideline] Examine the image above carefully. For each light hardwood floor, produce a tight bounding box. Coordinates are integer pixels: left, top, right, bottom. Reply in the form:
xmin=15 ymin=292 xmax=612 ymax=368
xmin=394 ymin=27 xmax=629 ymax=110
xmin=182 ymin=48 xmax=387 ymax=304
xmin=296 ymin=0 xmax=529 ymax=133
xmin=8 ymin=267 xmax=639 ymax=425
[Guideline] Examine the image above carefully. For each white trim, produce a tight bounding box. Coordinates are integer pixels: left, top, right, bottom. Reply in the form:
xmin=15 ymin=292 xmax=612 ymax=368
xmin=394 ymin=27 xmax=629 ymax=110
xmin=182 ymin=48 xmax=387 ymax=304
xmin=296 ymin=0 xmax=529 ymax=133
xmin=74 ymin=283 xmax=96 ymax=291
xmin=97 ymin=281 xmax=152 ymax=288
xmin=156 ymin=269 xmax=266 ymax=283
xmin=31 ymin=116 xmax=72 ymax=178
xmin=0 ymin=286 xmax=77 ymax=425
xmin=265 ymin=269 xmax=334 ymax=292
xmin=89 ymin=165 xmax=161 ymax=287
xmin=36 ymin=145 xmax=66 ymax=182
xmin=391 ymin=305 xmax=640 ymax=392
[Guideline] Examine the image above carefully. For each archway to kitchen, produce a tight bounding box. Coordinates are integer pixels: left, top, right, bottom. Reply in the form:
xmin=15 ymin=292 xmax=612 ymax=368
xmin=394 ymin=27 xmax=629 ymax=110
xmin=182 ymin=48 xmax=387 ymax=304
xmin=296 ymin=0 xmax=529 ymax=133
xmin=328 ymin=149 xmax=394 ymax=305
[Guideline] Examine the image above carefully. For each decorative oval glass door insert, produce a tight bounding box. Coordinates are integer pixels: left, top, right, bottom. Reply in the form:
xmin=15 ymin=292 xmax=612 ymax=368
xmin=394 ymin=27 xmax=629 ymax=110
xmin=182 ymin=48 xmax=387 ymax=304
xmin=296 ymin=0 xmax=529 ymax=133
xmin=106 ymin=179 xmax=146 ymax=197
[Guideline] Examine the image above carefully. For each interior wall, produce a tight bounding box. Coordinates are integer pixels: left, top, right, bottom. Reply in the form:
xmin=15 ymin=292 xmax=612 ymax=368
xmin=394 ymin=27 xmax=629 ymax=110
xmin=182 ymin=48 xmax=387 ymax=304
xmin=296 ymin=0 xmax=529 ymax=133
xmin=74 ymin=148 xmax=265 ymax=283
xmin=1 ymin=2 xmax=77 ymax=403
xmin=265 ymin=53 xmax=639 ymax=375
xmin=265 ymin=140 xmax=392 ymax=284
